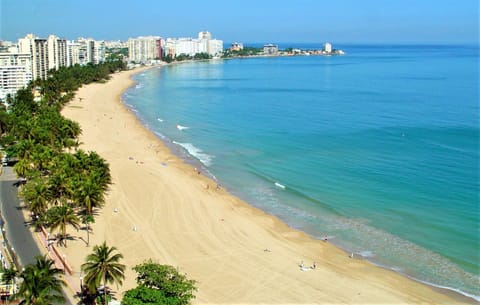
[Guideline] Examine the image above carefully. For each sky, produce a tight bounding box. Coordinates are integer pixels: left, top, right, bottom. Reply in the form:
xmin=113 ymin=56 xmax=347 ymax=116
xmin=1 ymin=0 xmax=478 ymax=44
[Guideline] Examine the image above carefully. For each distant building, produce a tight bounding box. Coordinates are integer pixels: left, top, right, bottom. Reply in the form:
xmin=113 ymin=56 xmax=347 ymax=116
xmin=128 ymin=36 xmax=162 ymax=63
xmin=324 ymin=42 xmax=332 ymax=53
xmin=263 ymin=44 xmax=278 ymax=55
xmin=230 ymin=42 xmax=243 ymax=51
xmin=104 ymin=40 xmax=127 ymax=49
xmin=163 ymin=31 xmax=223 ymax=58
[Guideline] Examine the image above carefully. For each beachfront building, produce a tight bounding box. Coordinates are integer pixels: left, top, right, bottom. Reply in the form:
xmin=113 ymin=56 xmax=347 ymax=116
xmin=128 ymin=36 xmax=162 ymax=64
xmin=0 ymin=52 xmax=33 ymax=100
xmin=67 ymin=40 xmax=85 ymax=66
xmin=18 ymin=34 xmax=69 ymax=80
xmin=47 ymin=35 xmax=68 ymax=71
xmin=163 ymin=31 xmax=223 ymax=58
xmin=67 ymin=38 xmax=106 ymax=66
xmin=18 ymin=34 xmax=48 ymax=80
xmin=263 ymin=44 xmax=279 ymax=55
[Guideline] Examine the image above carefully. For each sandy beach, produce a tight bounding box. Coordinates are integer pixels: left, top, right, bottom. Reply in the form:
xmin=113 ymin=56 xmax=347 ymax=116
xmin=59 ymin=67 xmax=473 ymax=305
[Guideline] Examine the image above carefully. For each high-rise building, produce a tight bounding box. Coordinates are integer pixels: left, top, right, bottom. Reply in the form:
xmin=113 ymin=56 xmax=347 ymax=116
xmin=93 ymin=40 xmax=106 ymax=64
xmin=18 ymin=34 xmax=68 ymax=80
xmin=18 ymin=34 xmax=48 ymax=80
xmin=67 ymin=38 xmax=106 ymax=67
xmin=128 ymin=36 xmax=162 ymax=63
xmin=0 ymin=52 xmax=33 ymax=99
xmin=47 ymin=35 xmax=67 ymax=71
xmin=163 ymin=31 xmax=223 ymax=58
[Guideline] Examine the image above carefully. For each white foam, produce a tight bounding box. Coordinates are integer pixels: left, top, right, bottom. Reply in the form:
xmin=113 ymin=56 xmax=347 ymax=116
xmin=173 ymin=141 xmax=214 ymax=167
xmin=357 ymin=250 xmax=375 ymax=258
xmin=157 ymin=118 xmax=164 ymax=122
xmin=274 ymin=182 xmax=286 ymax=189
xmin=176 ymin=124 xmax=189 ymax=131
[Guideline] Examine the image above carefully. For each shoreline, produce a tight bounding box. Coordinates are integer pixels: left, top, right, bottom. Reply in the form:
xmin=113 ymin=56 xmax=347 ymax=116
xmin=60 ymin=66 xmax=476 ymax=304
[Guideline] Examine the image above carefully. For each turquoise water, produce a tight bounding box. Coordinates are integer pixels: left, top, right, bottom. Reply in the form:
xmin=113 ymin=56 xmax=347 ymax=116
xmin=124 ymin=45 xmax=479 ymax=299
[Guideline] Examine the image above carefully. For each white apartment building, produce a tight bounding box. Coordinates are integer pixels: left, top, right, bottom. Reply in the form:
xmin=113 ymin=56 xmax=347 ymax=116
xmin=128 ymin=36 xmax=162 ymax=63
xmin=47 ymin=35 xmax=67 ymax=71
xmin=18 ymin=34 xmax=69 ymax=80
xmin=18 ymin=34 xmax=48 ymax=80
xmin=93 ymin=40 xmax=106 ymax=64
xmin=163 ymin=31 xmax=223 ymax=58
xmin=67 ymin=40 xmax=85 ymax=66
xmin=0 ymin=53 xmax=32 ymax=98
xmin=77 ymin=38 xmax=106 ymax=64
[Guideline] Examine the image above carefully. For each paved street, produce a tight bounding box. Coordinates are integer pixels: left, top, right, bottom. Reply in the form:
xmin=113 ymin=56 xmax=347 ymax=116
xmin=0 ymin=166 xmax=41 ymax=267
xmin=0 ymin=166 xmax=75 ymax=305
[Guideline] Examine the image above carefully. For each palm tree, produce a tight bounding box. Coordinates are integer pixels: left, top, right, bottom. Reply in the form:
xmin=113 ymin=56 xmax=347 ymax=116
xmin=46 ymin=205 xmax=79 ymax=247
xmin=14 ymin=255 xmax=65 ymax=305
xmin=13 ymin=158 xmax=34 ymax=180
xmin=19 ymin=177 xmax=51 ymax=216
xmin=71 ymin=175 xmax=105 ymax=216
xmin=81 ymin=242 xmax=125 ymax=305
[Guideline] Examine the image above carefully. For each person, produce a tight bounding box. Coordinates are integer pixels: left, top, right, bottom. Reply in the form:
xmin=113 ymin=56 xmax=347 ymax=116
xmin=312 ymin=261 xmax=317 ymax=269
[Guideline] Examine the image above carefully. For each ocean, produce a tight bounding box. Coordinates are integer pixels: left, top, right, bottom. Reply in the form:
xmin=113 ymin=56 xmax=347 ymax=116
xmin=124 ymin=44 xmax=479 ymax=299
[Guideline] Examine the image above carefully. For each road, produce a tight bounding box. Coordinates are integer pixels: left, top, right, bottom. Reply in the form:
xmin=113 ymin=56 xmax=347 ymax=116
xmin=0 ymin=166 xmax=75 ymax=305
xmin=0 ymin=166 xmax=41 ymax=267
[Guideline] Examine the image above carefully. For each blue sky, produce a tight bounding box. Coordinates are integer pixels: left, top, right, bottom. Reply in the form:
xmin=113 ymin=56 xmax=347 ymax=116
xmin=1 ymin=0 xmax=478 ymax=44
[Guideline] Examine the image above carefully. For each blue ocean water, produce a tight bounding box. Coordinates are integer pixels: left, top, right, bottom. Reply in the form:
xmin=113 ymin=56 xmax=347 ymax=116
xmin=124 ymin=45 xmax=479 ymax=299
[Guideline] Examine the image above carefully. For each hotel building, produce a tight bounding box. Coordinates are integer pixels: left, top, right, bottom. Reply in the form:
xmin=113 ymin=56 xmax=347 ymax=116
xmin=0 ymin=52 xmax=32 ymax=99
xmin=128 ymin=36 xmax=162 ymax=63
xmin=18 ymin=34 xmax=68 ymax=80
xmin=163 ymin=31 xmax=223 ymax=58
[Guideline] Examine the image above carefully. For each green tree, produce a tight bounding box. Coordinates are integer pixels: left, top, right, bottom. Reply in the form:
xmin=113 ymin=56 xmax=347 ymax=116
xmin=46 ymin=205 xmax=80 ymax=247
xmin=14 ymin=255 xmax=65 ymax=305
xmin=122 ymin=286 xmax=174 ymax=305
xmin=81 ymin=242 xmax=125 ymax=305
xmin=125 ymin=260 xmax=197 ymax=305
xmin=19 ymin=177 xmax=51 ymax=215
xmin=13 ymin=158 xmax=35 ymax=180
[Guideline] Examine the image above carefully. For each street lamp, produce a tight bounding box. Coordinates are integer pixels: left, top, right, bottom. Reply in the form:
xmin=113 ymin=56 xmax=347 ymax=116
xmin=79 ymin=275 xmax=83 ymax=290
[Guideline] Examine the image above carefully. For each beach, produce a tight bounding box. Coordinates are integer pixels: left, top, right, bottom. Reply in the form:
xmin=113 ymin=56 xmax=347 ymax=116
xmin=59 ymin=66 xmax=474 ymax=305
